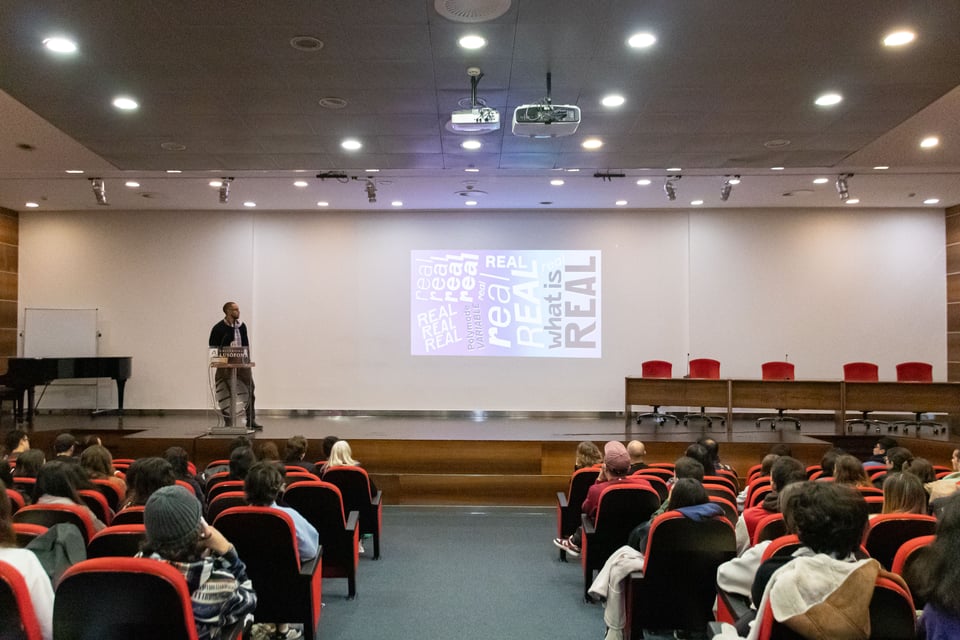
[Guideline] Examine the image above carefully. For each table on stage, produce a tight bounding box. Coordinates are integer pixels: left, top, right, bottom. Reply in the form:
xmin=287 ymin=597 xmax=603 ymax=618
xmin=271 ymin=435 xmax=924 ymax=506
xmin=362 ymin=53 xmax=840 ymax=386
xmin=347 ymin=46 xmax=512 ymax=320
xmin=624 ymin=376 xmax=960 ymax=433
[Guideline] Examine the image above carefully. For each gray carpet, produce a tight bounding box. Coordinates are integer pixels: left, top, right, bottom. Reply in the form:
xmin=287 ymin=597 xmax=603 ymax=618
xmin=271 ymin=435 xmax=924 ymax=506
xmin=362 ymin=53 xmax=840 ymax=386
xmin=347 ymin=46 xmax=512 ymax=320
xmin=317 ymin=506 xmax=605 ymax=639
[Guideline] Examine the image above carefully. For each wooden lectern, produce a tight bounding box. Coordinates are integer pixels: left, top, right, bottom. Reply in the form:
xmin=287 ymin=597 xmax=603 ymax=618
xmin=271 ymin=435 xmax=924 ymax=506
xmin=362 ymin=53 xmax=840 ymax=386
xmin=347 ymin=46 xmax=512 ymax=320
xmin=209 ymin=361 xmax=255 ymax=435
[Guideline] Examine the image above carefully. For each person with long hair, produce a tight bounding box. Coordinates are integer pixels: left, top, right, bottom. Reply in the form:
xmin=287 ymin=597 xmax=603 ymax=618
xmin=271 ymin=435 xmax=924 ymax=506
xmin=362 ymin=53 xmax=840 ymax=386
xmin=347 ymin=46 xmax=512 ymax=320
xmin=32 ymin=459 xmax=105 ymax=531
xmin=575 ymin=440 xmax=602 ymax=470
xmin=833 ymin=454 xmax=872 ymax=488
xmin=121 ymin=456 xmax=176 ymax=509
xmin=79 ymin=444 xmax=127 ymax=497
xmin=913 ymin=493 xmax=960 ymax=638
xmin=880 ymin=472 xmax=927 ymax=515
xmin=0 ymin=480 xmax=54 ymax=639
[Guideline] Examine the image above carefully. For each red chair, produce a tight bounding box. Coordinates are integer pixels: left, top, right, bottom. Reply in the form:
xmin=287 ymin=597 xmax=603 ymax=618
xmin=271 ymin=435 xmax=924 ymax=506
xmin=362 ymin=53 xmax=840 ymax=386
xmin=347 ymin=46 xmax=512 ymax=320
xmin=111 ymin=458 xmax=135 ymax=472
xmin=746 ymin=464 xmax=763 ymax=482
xmin=12 ymin=522 xmax=48 ymax=548
xmin=285 ymin=470 xmax=321 ymax=486
xmin=704 ymin=474 xmax=738 ymax=496
xmin=892 ymin=361 xmax=943 ymax=434
xmin=634 ymin=360 xmax=679 ymax=426
xmin=862 ymin=513 xmax=937 ymax=570
xmin=632 ymin=467 xmax=673 ymax=483
xmin=79 ymin=489 xmax=113 ymax=526
xmin=90 ymin=478 xmax=125 ymax=512
xmin=214 ymin=506 xmax=322 ymax=640
xmin=87 ymin=524 xmax=148 ymax=559
xmin=12 ymin=503 xmax=98 ymax=544
xmin=709 ymin=495 xmax=738 ymax=526
xmin=843 ymin=362 xmax=887 ymax=432
xmin=743 ymin=476 xmax=771 ymax=504
xmin=206 ymin=480 xmax=245 ymax=503
xmin=203 ymin=470 xmax=231 ymax=494
xmin=635 ymin=473 xmax=668 ymax=503
xmin=647 ymin=462 xmax=675 ymax=471
xmin=5 ymin=488 xmax=24 ymax=513
xmin=752 ymin=513 xmax=787 ymax=545
xmin=682 ymin=358 xmax=725 ymax=427
xmin=747 ymin=484 xmax=773 ymax=509
xmin=322 ymin=465 xmax=382 ymax=560
xmin=0 ymin=559 xmax=43 ymax=640
xmin=761 ymin=534 xmax=801 ymax=561
xmin=555 ymin=466 xmax=601 ymax=561
xmin=703 ymin=483 xmax=737 ymax=505
xmin=174 ymin=479 xmax=197 ymax=497
xmin=756 ymin=361 xmax=800 ymax=430
xmin=111 ymin=505 xmax=146 ymax=525
xmin=205 ymin=491 xmax=247 ymax=523
xmin=891 ymin=534 xmax=935 ymax=610
xmin=284 ymin=481 xmax=361 ymax=599
xmin=864 ymin=495 xmax=884 ymax=514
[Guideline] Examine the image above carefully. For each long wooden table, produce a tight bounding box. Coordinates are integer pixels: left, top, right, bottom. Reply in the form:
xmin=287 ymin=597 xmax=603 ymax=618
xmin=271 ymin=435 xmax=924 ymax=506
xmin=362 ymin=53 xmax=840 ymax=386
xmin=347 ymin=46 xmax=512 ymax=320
xmin=625 ymin=377 xmax=960 ymax=434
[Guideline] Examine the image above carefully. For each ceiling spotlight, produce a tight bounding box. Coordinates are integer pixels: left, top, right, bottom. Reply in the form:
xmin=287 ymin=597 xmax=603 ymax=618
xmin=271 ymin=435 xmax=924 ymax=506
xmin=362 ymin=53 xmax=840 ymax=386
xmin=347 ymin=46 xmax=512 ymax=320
xmin=90 ymin=178 xmax=107 ymax=205
xmin=664 ymin=175 xmax=680 ymax=201
xmin=836 ymin=173 xmax=853 ymax=201
xmin=720 ymin=175 xmax=740 ymax=201
xmin=365 ymin=179 xmax=377 ymax=203
xmin=218 ymin=177 xmax=233 ymax=204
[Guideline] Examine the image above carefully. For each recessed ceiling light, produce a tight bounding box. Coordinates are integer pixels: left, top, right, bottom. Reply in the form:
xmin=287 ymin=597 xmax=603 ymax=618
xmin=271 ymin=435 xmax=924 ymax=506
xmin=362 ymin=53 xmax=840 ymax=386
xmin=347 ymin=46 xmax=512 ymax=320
xmin=166 ymin=170 xmax=181 ymax=174
xmin=627 ymin=32 xmax=656 ymax=49
xmin=581 ymin=138 xmax=603 ymax=150
xmin=815 ymin=93 xmax=843 ymax=107
xmin=160 ymin=142 xmax=186 ymax=151
xmin=365 ymin=169 xmax=380 ymax=173
xmin=124 ymin=181 xmax=140 ymax=188
xmin=920 ymin=136 xmax=939 ymax=149
xmin=461 ymin=140 xmax=482 ymax=150
xmin=391 ymin=201 xmax=403 ymax=207
xmin=112 ymin=96 xmax=139 ymax=111
xmin=317 ymin=201 xmax=330 ymax=207
xmin=566 ymin=168 xmax=580 ymax=172
xmin=293 ymin=180 xmax=309 ymax=188
xmin=615 ymin=200 xmax=628 ymax=206
xmin=845 ymin=198 xmax=860 ymax=205
xmin=601 ymin=94 xmax=625 ymax=107
xmin=813 ymin=177 xmax=829 ymax=184
xmin=691 ymin=200 xmax=704 ymax=206
xmin=924 ymin=198 xmax=940 ymax=205
xmin=464 ymin=168 xmax=480 ymax=173
xmin=763 ymin=138 xmax=791 ymax=149
xmin=43 ymin=36 xmax=77 ymax=54
xmin=771 ymin=166 xmax=785 ymax=171
xmin=341 ymin=139 xmax=362 ymax=150
xmin=25 ymin=202 xmax=40 ymax=208
xmin=65 ymin=169 xmax=84 ymax=174
xmin=209 ymin=180 xmax=223 ymax=187
xmin=636 ymin=179 xmax=651 ymax=186
xmin=883 ymin=30 xmax=916 ymax=47
xmin=465 ymin=200 xmax=478 ymax=206
xmin=550 ymin=179 xmax=565 ymax=186
xmin=728 ymin=177 xmax=742 ymax=185
xmin=243 ymin=201 xmax=257 ymax=207
xmin=666 ymin=167 xmax=682 ymax=172
xmin=873 ymin=166 xmax=890 ymax=170
xmin=458 ymin=35 xmax=486 ymax=49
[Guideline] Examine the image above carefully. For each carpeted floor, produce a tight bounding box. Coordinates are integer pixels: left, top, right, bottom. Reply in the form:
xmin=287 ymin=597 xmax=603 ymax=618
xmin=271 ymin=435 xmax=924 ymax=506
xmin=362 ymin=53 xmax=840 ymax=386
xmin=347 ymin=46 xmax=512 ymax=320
xmin=317 ymin=506 xmax=605 ymax=639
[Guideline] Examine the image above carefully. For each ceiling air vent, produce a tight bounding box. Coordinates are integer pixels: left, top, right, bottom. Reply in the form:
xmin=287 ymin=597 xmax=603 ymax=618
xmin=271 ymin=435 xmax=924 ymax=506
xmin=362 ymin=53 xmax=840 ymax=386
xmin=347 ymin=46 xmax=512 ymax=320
xmin=435 ymin=0 xmax=511 ymax=23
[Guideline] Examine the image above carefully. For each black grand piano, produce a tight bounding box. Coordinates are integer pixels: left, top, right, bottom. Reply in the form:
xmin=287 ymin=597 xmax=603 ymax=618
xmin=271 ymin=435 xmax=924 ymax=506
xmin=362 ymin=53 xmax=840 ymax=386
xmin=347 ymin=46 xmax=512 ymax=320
xmin=1 ymin=356 xmax=132 ymax=422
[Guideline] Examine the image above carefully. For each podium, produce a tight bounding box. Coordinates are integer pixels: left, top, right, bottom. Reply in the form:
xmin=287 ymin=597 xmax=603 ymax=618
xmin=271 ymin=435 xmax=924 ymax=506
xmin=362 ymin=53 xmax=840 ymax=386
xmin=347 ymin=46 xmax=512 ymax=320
xmin=209 ymin=361 xmax=255 ymax=435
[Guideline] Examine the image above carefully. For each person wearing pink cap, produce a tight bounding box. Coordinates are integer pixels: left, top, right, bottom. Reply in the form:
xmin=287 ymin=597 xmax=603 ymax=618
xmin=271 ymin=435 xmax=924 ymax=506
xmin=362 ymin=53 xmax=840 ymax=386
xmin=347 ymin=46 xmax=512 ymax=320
xmin=553 ymin=441 xmax=652 ymax=558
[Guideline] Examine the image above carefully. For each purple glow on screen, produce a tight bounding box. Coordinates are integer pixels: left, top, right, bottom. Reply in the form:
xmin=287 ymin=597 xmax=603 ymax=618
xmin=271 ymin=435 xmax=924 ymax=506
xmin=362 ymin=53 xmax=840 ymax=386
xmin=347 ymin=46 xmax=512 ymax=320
xmin=411 ymin=250 xmax=601 ymax=357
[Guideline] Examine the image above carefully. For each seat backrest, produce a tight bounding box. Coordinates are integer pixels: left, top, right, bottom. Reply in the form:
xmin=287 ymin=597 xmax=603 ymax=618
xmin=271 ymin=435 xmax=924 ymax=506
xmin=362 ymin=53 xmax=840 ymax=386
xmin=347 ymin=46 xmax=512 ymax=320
xmin=594 ymin=485 xmax=661 ymax=539
xmin=206 ymin=480 xmax=245 ymax=502
xmin=78 ymin=489 xmax=113 ymax=526
xmin=843 ymin=361 xmax=879 ymax=382
xmin=633 ymin=467 xmax=673 ymax=483
xmin=753 ymin=513 xmax=787 ymax=545
xmin=5 ymin=488 xmax=25 ymax=513
xmin=90 ymin=479 xmax=124 ymax=511
xmin=205 ymin=491 xmax=247 ymax=522
xmin=12 ymin=503 xmax=97 ymax=544
xmin=864 ymin=495 xmax=884 ymax=514
xmin=86 ymin=524 xmax=147 ymax=559
xmin=567 ymin=467 xmax=601 ymax=503
xmin=761 ymin=361 xmax=794 ymax=381
xmin=708 ymin=495 xmax=738 ymax=526
xmin=174 ymin=479 xmax=196 ymax=496
xmin=54 ymin=557 xmax=199 ymax=640
xmin=641 ymin=360 xmax=672 ymax=378
xmin=0 ymin=559 xmax=43 ymax=640
xmin=214 ymin=506 xmax=301 ymax=570
xmin=747 ymin=464 xmax=763 ymax=482
xmin=704 ymin=474 xmax=738 ymax=495
xmin=890 ymin=534 xmax=935 ymax=610
xmin=688 ymin=358 xmax=720 ymax=379
xmin=863 ymin=514 xmax=937 ymax=570
xmin=761 ymin=534 xmax=801 ymax=561
xmin=703 ymin=483 xmax=737 ymax=504
xmin=12 ymin=522 xmax=48 ymax=548
xmin=637 ymin=474 xmax=668 ymax=503
xmin=748 ymin=485 xmax=773 ymax=509
xmin=322 ymin=466 xmax=376 ymax=514
xmin=895 ymin=361 xmax=933 ymax=383
xmin=111 ymin=505 xmax=146 ymax=525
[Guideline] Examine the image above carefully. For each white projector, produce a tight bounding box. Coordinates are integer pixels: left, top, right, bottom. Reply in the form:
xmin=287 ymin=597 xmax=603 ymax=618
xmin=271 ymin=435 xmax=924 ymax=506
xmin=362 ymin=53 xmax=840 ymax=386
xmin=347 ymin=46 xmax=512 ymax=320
xmin=449 ymin=107 xmax=501 ymax=133
xmin=512 ymin=104 xmax=581 ymax=137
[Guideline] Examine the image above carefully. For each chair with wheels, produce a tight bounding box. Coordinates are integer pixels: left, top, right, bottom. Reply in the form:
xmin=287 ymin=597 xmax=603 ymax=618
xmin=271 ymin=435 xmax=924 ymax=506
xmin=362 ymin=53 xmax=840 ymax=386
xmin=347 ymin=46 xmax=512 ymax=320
xmin=682 ymin=358 xmax=725 ymax=428
xmin=634 ymin=360 xmax=679 ymax=426
xmin=0 ymin=559 xmax=44 ymax=640
xmin=555 ymin=466 xmax=601 ymax=561
xmin=755 ymin=361 xmax=801 ymax=430
xmin=843 ymin=362 xmax=887 ymax=432
xmin=892 ymin=361 xmax=943 ymax=435
xmin=322 ymin=465 xmax=382 ymax=560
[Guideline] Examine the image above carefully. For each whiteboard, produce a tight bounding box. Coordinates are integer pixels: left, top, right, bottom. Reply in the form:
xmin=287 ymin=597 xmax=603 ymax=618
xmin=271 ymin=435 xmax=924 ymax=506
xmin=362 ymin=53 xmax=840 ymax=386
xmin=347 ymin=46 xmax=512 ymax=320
xmin=23 ymin=308 xmax=98 ymax=357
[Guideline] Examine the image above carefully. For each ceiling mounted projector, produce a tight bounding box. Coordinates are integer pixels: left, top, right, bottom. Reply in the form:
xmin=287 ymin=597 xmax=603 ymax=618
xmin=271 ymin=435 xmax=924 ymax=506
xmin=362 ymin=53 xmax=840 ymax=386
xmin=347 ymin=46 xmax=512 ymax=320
xmin=449 ymin=67 xmax=500 ymax=134
xmin=511 ymin=71 xmax=580 ymax=137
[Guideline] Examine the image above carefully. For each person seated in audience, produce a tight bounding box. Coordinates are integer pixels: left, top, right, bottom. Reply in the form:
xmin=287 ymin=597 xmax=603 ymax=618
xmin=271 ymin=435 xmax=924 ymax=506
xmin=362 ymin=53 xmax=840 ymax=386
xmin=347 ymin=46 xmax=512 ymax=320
xmin=121 ymin=456 xmax=176 ymax=509
xmin=736 ymin=456 xmax=806 ymax=555
xmin=227 ymin=446 xmax=257 ymax=482
xmin=52 ymin=433 xmax=79 ymax=463
xmin=904 ymin=457 xmax=936 ymax=485
xmin=202 ymin=435 xmax=253 ymax=480
xmin=283 ymin=435 xmax=316 ymax=475
xmin=647 ymin=456 xmax=705 ymax=522
xmin=591 ymin=478 xmax=724 ymax=640
xmin=880 ymin=472 xmax=927 ymax=515
xmin=832 ymin=454 xmax=872 ymax=488
xmin=699 ymin=436 xmax=733 ymax=473
xmin=0 ymin=480 xmax=54 ymax=640
xmin=164 ymin=446 xmax=205 ymax=509
xmin=80 ymin=444 xmax=127 ymax=498
xmin=4 ymin=429 xmax=30 ymax=466
xmin=32 ymin=459 xmax=105 ymax=531
xmin=626 ymin=441 xmax=647 ymax=473
xmin=576 ymin=440 xmax=602 ymax=470
xmin=74 ymin=435 xmax=102 ymax=457
xmin=140 ymin=485 xmax=257 ymax=640
xmin=863 ymin=436 xmax=897 ymax=469
xmin=885 ymin=446 xmax=914 ymax=473
xmin=817 ymin=447 xmax=845 ymax=480
xmin=317 ymin=435 xmax=340 ymax=466
xmin=685 ymin=443 xmax=717 ymax=476
xmin=258 ymin=441 xmax=281 ymax=462
xmin=927 ymin=449 xmax=960 ymax=510
xmin=911 ymin=493 xmax=960 ymax=638
xmin=11 ymin=449 xmax=45 ymax=504
xmin=552 ymin=441 xmax=652 ymax=558
xmin=736 ymin=453 xmax=779 ymax=512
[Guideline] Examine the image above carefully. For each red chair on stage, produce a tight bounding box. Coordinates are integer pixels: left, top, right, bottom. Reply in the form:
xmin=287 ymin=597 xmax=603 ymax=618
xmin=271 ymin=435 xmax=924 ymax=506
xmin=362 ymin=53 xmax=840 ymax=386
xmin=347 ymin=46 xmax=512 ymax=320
xmin=892 ymin=361 xmax=943 ymax=434
xmin=843 ymin=362 xmax=887 ymax=432
xmin=755 ymin=361 xmax=800 ymax=430
xmin=635 ymin=360 xmax=679 ymax=426
xmin=683 ymin=358 xmax=725 ymax=427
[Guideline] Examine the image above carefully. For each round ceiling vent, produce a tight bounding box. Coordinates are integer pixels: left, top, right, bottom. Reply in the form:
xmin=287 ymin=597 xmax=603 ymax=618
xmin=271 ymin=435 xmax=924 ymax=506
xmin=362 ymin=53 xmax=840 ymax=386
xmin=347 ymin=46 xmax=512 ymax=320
xmin=435 ymin=0 xmax=512 ymax=23
xmin=290 ymin=36 xmax=324 ymax=52
xmin=763 ymin=138 xmax=792 ymax=149
xmin=455 ymin=188 xmax=487 ymax=198
xmin=160 ymin=142 xmax=187 ymax=151
xmin=319 ymin=97 xmax=348 ymax=109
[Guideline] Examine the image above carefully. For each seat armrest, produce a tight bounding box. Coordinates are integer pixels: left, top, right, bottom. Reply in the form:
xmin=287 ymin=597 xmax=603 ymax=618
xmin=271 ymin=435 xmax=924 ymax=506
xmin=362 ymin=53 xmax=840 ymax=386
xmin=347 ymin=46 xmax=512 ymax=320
xmin=300 ymin=549 xmax=321 ymax=576
xmin=557 ymin=492 xmax=569 ymax=508
xmin=707 ymin=621 xmax=726 ymax=637
xmin=370 ymin=490 xmax=382 ymax=506
xmin=582 ymin=513 xmax=596 ymax=535
xmin=717 ymin=587 xmax=752 ymax=623
xmin=345 ymin=510 xmax=359 ymax=531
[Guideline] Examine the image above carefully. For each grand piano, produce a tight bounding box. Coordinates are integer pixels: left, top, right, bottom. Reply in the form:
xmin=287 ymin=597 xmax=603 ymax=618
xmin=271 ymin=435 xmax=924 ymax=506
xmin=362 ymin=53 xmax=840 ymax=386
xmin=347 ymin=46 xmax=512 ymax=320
xmin=1 ymin=356 xmax=133 ymax=422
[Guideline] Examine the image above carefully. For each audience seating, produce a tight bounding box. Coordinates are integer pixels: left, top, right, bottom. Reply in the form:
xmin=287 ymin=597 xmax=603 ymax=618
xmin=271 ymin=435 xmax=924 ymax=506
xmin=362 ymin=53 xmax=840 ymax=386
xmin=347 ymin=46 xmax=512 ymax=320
xmin=633 ymin=467 xmax=673 ymax=483
xmin=12 ymin=522 xmax=48 ymax=548
xmin=556 ymin=466 xmax=601 ymax=561
xmin=111 ymin=505 xmax=146 ymax=525
xmin=747 ymin=485 xmax=773 ymax=509
xmin=203 ymin=471 xmax=232 ymax=494
xmin=582 ymin=484 xmax=661 ymax=600
xmin=322 ymin=465 xmax=382 ymax=560
xmin=647 ymin=462 xmax=675 ymax=471
xmin=715 ymin=468 xmax=740 ymax=488
xmin=625 ymin=512 xmax=736 ymax=638
xmin=702 ymin=483 xmax=738 ymax=505
xmin=54 ymin=556 xmax=244 ymax=639
xmin=87 ymin=524 xmax=147 ymax=559
xmin=90 ymin=479 xmax=124 ymax=511
xmin=892 ymin=361 xmax=943 ymax=434
xmin=78 ymin=489 xmax=113 ymax=526
xmin=752 ymin=513 xmax=787 ymax=545
xmin=857 ymin=485 xmax=884 ymax=498
xmin=174 ymin=479 xmax=197 ymax=497
xmin=890 ymin=534 xmax=935 ymax=610
xmin=743 ymin=476 xmax=772 ymax=508
xmin=284 ymin=481 xmax=361 ymax=599
xmin=682 ymin=358 xmax=726 ymax=428
xmin=284 ymin=471 xmax=321 ymax=487
xmin=864 ymin=495 xmax=884 ymax=514
xmin=746 ymin=464 xmax=763 ymax=482
xmin=0 ymin=559 xmax=43 ymax=640
xmin=110 ymin=458 xmax=135 ymax=472
xmin=5 ymin=488 xmax=24 ymax=513
xmin=10 ymin=477 xmax=35 ymax=497
xmin=634 ymin=360 xmax=679 ymax=426
xmin=205 ymin=491 xmax=247 ymax=523
xmin=636 ymin=474 xmax=668 ymax=503
xmin=708 ymin=496 xmax=738 ymax=526
xmin=804 ymin=464 xmax=821 ymax=478
xmin=704 ymin=474 xmax=738 ymax=496
xmin=206 ymin=480 xmax=245 ymax=502
xmin=756 ymin=361 xmax=801 ymax=430
xmin=12 ymin=503 xmax=98 ymax=544
xmin=214 ymin=506 xmax=322 ymax=640
xmin=843 ymin=362 xmax=887 ymax=432
xmin=862 ymin=513 xmax=937 ymax=570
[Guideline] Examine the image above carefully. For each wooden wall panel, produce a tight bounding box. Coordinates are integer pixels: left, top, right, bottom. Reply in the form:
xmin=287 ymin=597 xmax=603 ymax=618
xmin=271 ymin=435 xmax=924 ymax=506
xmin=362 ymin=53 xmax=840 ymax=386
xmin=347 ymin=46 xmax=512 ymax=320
xmin=947 ymin=210 xmax=960 ymax=246
xmin=950 ymin=303 xmax=960 ymax=332
xmin=949 ymin=206 xmax=960 ymax=385
xmin=0 ymin=212 xmax=17 ymax=246
xmin=948 ymin=243 xmax=960 ymax=275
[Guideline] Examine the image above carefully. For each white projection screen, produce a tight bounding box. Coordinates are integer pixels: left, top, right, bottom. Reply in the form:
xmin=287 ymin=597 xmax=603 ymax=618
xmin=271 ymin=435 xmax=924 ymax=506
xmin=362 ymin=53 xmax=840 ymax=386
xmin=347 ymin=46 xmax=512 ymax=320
xmin=411 ymin=249 xmax=601 ymax=357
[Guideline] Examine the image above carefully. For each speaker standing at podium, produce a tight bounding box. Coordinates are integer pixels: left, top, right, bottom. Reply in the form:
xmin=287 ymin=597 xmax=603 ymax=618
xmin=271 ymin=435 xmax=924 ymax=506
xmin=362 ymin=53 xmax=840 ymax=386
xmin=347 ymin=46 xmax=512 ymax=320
xmin=209 ymin=301 xmax=263 ymax=430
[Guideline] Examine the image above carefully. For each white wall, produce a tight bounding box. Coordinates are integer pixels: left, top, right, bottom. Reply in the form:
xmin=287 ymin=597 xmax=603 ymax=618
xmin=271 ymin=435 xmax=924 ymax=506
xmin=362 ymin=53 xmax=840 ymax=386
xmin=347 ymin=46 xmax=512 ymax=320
xmin=18 ymin=207 xmax=946 ymax=411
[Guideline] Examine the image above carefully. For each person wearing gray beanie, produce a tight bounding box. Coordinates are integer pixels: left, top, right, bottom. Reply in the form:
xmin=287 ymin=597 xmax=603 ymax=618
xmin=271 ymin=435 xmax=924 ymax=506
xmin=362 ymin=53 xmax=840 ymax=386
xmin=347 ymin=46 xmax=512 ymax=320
xmin=140 ymin=485 xmax=257 ymax=638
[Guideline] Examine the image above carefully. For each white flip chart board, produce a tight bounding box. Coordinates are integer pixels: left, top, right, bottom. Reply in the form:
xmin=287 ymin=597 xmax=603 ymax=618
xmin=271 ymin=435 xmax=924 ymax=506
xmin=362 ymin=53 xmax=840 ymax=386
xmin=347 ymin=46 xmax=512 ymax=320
xmin=23 ymin=308 xmax=98 ymax=357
